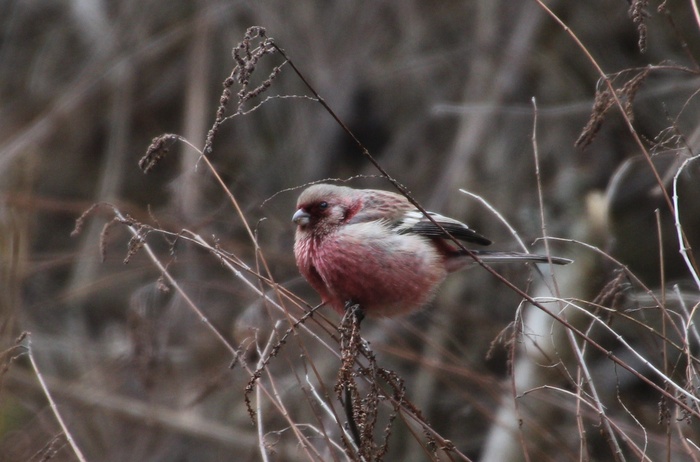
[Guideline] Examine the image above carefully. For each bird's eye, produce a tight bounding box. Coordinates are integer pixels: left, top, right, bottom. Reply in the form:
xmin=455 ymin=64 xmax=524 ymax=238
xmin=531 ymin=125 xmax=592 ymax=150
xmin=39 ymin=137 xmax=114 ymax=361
xmin=318 ymin=201 xmax=328 ymax=209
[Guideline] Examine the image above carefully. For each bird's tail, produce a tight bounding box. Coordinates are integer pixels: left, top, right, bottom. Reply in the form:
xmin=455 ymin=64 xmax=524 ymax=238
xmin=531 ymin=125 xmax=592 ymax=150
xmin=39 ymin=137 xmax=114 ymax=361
xmin=460 ymin=250 xmax=572 ymax=265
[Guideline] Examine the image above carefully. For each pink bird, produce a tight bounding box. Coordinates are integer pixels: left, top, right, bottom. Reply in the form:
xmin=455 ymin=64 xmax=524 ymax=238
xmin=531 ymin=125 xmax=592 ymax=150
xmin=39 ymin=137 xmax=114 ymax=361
xmin=293 ymin=184 xmax=570 ymax=318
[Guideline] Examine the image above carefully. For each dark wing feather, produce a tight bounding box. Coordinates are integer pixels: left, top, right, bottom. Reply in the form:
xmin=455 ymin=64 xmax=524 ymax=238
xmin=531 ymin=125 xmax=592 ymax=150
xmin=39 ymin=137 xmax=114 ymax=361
xmin=407 ymin=221 xmax=492 ymax=245
xmin=394 ymin=211 xmax=492 ymax=246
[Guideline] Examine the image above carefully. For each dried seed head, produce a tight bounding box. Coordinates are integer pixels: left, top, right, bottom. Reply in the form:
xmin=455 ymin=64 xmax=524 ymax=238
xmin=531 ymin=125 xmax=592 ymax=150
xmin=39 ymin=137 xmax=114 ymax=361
xmin=139 ymin=134 xmax=177 ymax=173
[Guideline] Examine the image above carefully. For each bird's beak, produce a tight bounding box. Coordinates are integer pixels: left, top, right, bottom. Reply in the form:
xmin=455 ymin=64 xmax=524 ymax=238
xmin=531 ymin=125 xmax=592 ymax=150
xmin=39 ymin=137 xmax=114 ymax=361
xmin=292 ymin=208 xmax=310 ymax=226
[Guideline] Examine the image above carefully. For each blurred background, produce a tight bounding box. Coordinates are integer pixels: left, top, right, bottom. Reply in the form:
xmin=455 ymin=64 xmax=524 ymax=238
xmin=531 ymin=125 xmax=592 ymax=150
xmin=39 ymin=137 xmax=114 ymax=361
xmin=2 ymin=1 xmax=700 ymax=461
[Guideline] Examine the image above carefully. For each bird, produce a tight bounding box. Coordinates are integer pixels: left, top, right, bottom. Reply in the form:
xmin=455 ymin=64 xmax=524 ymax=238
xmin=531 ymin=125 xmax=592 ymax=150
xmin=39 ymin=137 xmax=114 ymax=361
xmin=292 ymin=183 xmax=570 ymax=318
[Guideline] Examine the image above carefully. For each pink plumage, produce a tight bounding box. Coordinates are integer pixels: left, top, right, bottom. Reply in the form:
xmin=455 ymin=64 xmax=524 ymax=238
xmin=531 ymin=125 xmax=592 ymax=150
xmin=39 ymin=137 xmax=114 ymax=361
xmin=292 ymin=184 xmax=569 ymax=317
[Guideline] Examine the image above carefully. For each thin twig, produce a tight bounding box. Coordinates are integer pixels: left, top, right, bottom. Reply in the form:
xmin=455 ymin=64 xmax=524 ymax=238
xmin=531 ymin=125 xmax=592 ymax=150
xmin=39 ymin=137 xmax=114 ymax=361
xmin=691 ymin=0 xmax=700 ymax=36
xmin=24 ymin=333 xmax=88 ymax=462
xmin=536 ymin=296 xmax=700 ymax=407
xmin=256 ymin=326 xmax=280 ymax=462
xmin=672 ymin=154 xmax=700 ymax=290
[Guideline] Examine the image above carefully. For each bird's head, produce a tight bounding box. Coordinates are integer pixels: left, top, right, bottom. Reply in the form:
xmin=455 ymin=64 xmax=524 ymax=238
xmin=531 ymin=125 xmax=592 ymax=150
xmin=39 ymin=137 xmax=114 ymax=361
xmin=293 ymin=184 xmax=359 ymax=236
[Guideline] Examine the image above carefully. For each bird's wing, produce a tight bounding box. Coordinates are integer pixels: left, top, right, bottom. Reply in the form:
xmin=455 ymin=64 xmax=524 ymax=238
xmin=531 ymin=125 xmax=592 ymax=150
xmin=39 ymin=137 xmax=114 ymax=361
xmin=393 ymin=210 xmax=492 ymax=246
xmin=344 ymin=189 xmax=414 ymax=224
xmin=345 ymin=190 xmax=492 ymax=246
